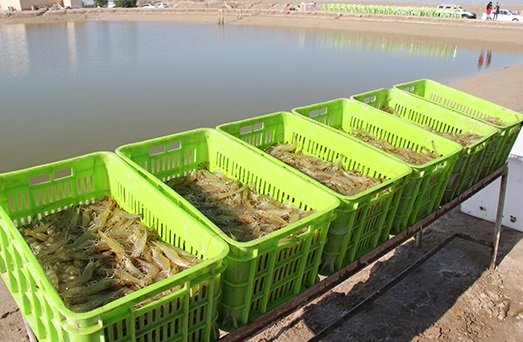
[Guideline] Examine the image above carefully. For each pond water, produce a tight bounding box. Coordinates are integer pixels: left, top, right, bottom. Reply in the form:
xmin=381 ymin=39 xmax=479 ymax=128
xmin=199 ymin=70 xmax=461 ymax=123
xmin=1 ymin=21 xmax=522 ymax=172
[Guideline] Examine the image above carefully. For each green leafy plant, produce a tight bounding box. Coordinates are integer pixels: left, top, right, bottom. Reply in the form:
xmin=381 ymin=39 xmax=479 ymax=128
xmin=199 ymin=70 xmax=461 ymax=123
xmin=115 ymin=0 xmax=137 ymax=7
xmin=94 ymin=0 xmax=108 ymax=7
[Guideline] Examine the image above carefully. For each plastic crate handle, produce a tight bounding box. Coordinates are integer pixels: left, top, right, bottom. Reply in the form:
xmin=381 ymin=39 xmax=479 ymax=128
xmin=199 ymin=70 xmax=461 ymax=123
xmin=148 ymin=141 xmax=182 ymax=156
xmin=362 ymin=95 xmax=377 ymax=104
xmin=240 ymin=122 xmax=264 ymax=135
xmin=28 ymin=167 xmax=73 ymax=187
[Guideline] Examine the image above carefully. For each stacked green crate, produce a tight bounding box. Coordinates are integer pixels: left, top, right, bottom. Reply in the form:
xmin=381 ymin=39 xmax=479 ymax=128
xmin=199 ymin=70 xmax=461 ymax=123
xmin=217 ymin=112 xmax=411 ymax=272
xmin=116 ymin=129 xmax=339 ymax=329
xmin=352 ymin=88 xmax=498 ymax=203
xmin=292 ymin=98 xmax=462 ymax=232
xmin=0 ymin=152 xmax=229 ymax=342
xmin=395 ymin=79 xmax=523 ymax=174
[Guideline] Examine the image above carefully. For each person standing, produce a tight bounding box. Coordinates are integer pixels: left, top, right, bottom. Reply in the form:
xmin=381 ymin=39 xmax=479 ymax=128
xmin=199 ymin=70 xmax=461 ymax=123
xmin=493 ymin=2 xmax=500 ymax=20
xmin=486 ymin=1 xmax=493 ymax=19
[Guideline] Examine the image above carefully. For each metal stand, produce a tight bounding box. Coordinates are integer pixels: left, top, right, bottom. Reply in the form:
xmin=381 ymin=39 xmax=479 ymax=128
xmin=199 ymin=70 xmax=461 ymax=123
xmin=23 ymin=318 xmax=37 ymax=342
xmin=490 ymin=167 xmax=508 ymax=269
xmin=415 ymin=231 xmax=423 ymax=248
xmin=220 ymin=165 xmax=508 ymax=342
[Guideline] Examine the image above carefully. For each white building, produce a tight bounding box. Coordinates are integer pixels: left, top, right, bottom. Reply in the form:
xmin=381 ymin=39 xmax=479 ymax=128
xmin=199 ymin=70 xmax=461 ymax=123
xmin=1 ymin=0 xmax=82 ymax=11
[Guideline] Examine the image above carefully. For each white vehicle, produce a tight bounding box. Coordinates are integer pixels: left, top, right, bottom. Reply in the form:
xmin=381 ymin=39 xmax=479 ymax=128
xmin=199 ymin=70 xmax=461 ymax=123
xmin=482 ymin=9 xmax=523 ymax=22
xmin=142 ymin=3 xmax=156 ymax=8
xmin=107 ymin=1 xmax=116 ymax=8
xmin=438 ymin=4 xmax=477 ymax=19
xmin=155 ymin=2 xmax=168 ymax=8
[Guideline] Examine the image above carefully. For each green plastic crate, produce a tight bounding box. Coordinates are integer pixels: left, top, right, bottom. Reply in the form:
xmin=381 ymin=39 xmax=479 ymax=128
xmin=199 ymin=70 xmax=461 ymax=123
xmin=0 ymin=152 xmax=228 ymax=342
xmin=217 ymin=112 xmax=411 ymax=272
xmin=395 ymin=79 xmax=523 ymax=172
xmin=351 ymin=88 xmax=498 ymax=203
xmin=116 ymin=129 xmax=339 ymax=330
xmin=292 ymin=98 xmax=462 ymax=233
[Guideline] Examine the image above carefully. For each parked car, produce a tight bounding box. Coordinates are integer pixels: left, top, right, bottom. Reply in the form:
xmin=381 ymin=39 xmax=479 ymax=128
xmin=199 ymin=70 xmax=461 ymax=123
xmin=482 ymin=9 xmax=523 ymax=22
xmin=143 ymin=3 xmax=156 ymax=8
xmin=438 ymin=4 xmax=477 ymax=19
xmin=155 ymin=2 xmax=168 ymax=8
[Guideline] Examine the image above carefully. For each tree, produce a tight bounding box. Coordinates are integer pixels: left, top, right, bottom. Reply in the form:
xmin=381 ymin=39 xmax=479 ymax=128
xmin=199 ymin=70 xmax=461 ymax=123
xmin=115 ymin=0 xmax=137 ymax=7
xmin=94 ymin=0 xmax=108 ymax=7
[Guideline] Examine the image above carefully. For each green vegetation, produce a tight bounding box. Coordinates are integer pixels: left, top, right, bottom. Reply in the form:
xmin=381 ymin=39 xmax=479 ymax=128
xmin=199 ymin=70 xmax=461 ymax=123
xmin=115 ymin=0 xmax=137 ymax=7
xmin=94 ymin=0 xmax=108 ymax=7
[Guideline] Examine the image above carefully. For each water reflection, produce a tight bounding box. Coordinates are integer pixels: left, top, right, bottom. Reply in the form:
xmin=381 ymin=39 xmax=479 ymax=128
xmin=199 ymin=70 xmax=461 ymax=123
xmin=0 ymin=24 xmax=30 ymax=78
xmin=0 ymin=21 xmax=521 ymax=173
xmin=317 ymin=31 xmax=458 ymax=59
xmin=66 ymin=22 xmax=78 ymax=71
xmin=477 ymin=50 xmax=493 ymax=69
xmin=1 ymin=22 xmax=473 ymax=82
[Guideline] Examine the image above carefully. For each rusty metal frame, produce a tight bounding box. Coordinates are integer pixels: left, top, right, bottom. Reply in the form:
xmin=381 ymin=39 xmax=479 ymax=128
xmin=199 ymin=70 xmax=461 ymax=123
xmin=220 ymin=164 xmax=508 ymax=342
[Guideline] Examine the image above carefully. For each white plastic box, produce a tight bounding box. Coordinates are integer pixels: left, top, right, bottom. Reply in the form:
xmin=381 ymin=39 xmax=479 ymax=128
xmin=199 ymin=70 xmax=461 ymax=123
xmin=461 ymin=131 xmax=523 ymax=232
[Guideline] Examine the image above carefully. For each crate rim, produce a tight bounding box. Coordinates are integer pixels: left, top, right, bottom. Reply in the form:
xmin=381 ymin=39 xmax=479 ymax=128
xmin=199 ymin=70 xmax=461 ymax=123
xmin=291 ymin=98 xmax=464 ymax=170
xmin=0 ymin=151 xmax=230 ymax=320
xmin=216 ymin=111 xmax=413 ymax=201
xmin=116 ymin=129 xmax=341 ymax=249
xmin=350 ymin=88 xmax=500 ymax=145
xmin=393 ymin=78 xmax=523 ymax=129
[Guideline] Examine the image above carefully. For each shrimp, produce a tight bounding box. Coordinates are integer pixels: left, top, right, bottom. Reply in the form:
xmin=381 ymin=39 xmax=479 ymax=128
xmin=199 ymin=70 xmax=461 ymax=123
xmin=19 ymin=195 xmax=202 ymax=312
xmin=21 ymin=229 xmax=49 ymax=242
xmin=131 ymin=228 xmax=147 ymax=258
xmin=151 ymin=246 xmax=172 ymax=274
xmin=114 ymin=269 xmax=143 ymax=289
xmin=122 ymin=256 xmax=143 ymax=279
xmin=81 ymin=259 xmax=98 ymax=283
xmin=98 ymin=231 xmax=126 ymax=260
xmin=136 ymin=259 xmax=160 ymax=286
xmin=45 ymin=267 xmax=59 ymax=290
xmin=63 ymin=278 xmax=121 ymax=298
xmin=167 ymin=169 xmax=312 ymax=242
xmin=154 ymin=242 xmax=192 ymax=270
xmin=69 ymin=289 xmax=125 ymax=313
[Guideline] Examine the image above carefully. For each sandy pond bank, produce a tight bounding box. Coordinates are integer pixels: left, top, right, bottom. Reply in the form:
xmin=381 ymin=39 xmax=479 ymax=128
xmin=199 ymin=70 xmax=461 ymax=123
xmin=3 ymin=5 xmax=523 ymax=55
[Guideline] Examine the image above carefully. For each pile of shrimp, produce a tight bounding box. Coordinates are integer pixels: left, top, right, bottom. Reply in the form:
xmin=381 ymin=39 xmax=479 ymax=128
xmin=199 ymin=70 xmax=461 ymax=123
xmin=349 ymin=129 xmax=439 ymax=165
xmin=167 ymin=170 xmax=310 ymax=242
xmin=484 ymin=116 xmax=505 ymax=126
xmin=435 ymin=131 xmax=483 ymax=147
xmin=380 ymin=105 xmax=398 ymax=115
xmin=267 ymin=144 xmax=382 ymax=196
xmin=379 ymin=105 xmax=483 ymax=147
xmin=19 ymin=197 xmax=200 ymax=313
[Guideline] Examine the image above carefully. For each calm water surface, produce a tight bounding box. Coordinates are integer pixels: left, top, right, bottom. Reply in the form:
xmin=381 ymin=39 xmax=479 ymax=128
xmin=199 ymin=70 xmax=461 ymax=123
xmin=1 ymin=21 xmax=522 ymax=172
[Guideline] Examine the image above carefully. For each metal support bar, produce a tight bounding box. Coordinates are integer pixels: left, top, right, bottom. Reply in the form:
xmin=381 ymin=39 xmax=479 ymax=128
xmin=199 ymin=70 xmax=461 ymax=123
xmin=490 ymin=167 xmax=509 ymax=269
xmin=219 ymin=165 xmax=507 ymax=342
xmin=23 ymin=318 xmax=37 ymax=342
xmin=415 ymin=231 xmax=423 ymax=248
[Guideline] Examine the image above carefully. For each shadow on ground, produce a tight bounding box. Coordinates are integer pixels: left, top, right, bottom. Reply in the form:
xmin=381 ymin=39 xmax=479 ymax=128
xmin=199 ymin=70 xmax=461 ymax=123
xmin=258 ymin=208 xmax=523 ymax=341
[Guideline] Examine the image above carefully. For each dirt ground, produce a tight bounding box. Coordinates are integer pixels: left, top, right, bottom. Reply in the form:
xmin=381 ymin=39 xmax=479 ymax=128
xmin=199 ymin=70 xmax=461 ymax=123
xmin=249 ymin=209 xmax=523 ymax=341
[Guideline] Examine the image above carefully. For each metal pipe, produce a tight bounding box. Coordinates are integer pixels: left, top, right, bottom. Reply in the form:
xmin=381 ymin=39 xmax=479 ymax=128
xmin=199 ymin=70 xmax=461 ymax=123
xmin=23 ymin=318 xmax=37 ymax=342
xmin=219 ymin=165 xmax=507 ymax=342
xmin=415 ymin=231 xmax=423 ymax=248
xmin=490 ymin=167 xmax=509 ymax=269
xmin=308 ymin=233 xmax=458 ymax=342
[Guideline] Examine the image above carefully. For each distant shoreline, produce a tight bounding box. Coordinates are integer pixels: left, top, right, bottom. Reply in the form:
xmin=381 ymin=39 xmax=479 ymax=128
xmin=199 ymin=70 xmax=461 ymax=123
xmin=2 ymin=8 xmax=523 ymax=52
